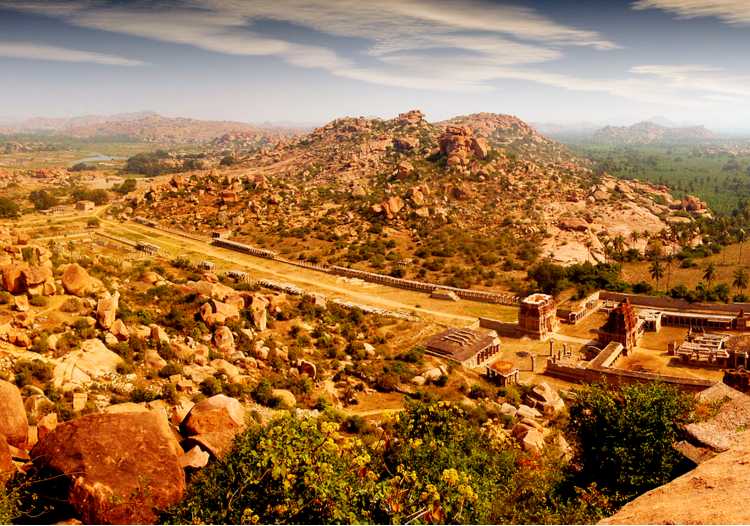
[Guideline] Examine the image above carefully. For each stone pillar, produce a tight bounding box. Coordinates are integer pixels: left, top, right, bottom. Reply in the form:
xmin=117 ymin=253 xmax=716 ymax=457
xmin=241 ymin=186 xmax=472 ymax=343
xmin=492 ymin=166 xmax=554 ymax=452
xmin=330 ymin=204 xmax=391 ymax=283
xmin=530 ymin=354 xmax=536 ymax=372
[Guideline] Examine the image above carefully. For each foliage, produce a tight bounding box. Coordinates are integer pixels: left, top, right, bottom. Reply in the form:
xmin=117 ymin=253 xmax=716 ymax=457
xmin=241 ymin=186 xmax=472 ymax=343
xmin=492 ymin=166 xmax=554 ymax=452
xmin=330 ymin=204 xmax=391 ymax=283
xmin=0 ymin=197 xmax=20 ymax=218
xmin=29 ymin=190 xmax=58 ymax=211
xmin=567 ymin=382 xmax=694 ymax=505
xmin=164 ymin=401 xmax=608 ymax=525
xmin=528 ymin=260 xmax=628 ymax=296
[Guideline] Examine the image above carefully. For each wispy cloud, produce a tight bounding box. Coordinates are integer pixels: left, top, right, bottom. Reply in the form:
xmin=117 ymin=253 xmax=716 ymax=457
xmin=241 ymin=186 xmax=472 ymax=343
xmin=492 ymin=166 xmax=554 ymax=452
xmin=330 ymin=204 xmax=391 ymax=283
xmin=632 ymin=0 xmax=750 ymax=24
xmin=3 ymin=0 xmax=747 ymax=112
xmin=0 ymin=41 xmax=145 ymax=66
xmin=0 ymin=0 xmax=614 ymax=91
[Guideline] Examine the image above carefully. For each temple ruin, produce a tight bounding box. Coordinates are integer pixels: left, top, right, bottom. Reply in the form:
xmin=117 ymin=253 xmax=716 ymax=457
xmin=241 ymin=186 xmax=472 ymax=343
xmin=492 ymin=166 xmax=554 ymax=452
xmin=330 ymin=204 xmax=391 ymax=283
xmin=518 ymin=293 xmax=558 ymax=340
xmin=598 ymin=299 xmax=642 ymax=352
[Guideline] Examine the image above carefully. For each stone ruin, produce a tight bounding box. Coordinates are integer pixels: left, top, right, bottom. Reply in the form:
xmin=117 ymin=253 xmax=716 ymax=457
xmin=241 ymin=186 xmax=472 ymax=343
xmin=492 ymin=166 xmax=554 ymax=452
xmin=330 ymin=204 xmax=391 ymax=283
xmin=599 ymin=298 xmax=640 ymax=352
xmin=518 ymin=293 xmax=558 ymax=340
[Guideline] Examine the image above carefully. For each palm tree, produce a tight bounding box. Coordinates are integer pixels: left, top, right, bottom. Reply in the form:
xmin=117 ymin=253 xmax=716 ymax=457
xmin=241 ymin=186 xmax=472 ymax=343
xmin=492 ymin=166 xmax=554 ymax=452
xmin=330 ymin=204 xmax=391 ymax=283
xmin=703 ymin=262 xmax=717 ymax=289
xmin=738 ymin=228 xmax=747 ymax=266
xmin=629 ymin=231 xmax=640 ymax=245
xmin=649 ymin=259 xmax=665 ymax=291
xmin=733 ymin=268 xmax=749 ymax=296
xmin=665 ymin=254 xmax=675 ymax=290
xmin=613 ymin=235 xmax=626 ymax=261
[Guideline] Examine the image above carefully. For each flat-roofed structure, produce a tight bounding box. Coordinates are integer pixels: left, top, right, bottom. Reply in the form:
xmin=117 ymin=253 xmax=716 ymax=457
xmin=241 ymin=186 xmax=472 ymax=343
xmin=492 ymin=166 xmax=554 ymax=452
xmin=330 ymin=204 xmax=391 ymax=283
xmin=424 ymin=327 xmax=500 ymax=368
xmin=486 ymin=360 xmax=519 ymax=386
xmin=518 ymin=293 xmax=558 ymax=340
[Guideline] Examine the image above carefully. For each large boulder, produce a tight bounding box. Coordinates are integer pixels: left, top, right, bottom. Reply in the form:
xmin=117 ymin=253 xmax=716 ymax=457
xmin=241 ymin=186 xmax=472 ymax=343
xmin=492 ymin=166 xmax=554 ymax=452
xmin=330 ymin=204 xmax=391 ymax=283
xmin=0 ymin=435 xmax=13 ymax=484
xmin=526 ymin=382 xmax=565 ymax=416
xmin=181 ymin=394 xmax=247 ymax=458
xmin=0 ymin=263 xmax=25 ymax=294
xmin=30 ymin=411 xmax=185 ymax=524
xmin=199 ymin=299 xmax=239 ymax=327
xmin=53 ymin=339 xmax=123 ymax=392
xmin=249 ymin=295 xmax=269 ymax=331
xmin=61 ymin=264 xmax=94 ymax=297
xmin=96 ymin=291 xmax=119 ymax=330
xmin=0 ymin=380 xmax=28 ymax=447
xmin=111 ymin=319 xmax=129 ymax=341
xmin=21 ymin=265 xmax=53 ymax=295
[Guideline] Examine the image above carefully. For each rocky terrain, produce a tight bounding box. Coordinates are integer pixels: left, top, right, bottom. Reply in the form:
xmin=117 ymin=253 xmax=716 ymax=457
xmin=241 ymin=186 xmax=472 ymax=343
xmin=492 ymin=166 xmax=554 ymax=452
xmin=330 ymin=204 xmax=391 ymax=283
xmin=130 ymin=110 xmax=706 ymax=287
xmin=0 ymin=229 xmax=575 ymax=523
xmin=0 ymin=112 xmax=302 ymax=145
xmin=593 ymin=121 xmax=716 ymax=145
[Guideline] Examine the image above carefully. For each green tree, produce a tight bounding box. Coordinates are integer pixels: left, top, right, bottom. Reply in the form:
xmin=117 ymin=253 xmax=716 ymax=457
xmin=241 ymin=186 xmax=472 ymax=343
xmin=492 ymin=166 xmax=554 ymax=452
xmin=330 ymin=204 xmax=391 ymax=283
xmin=29 ymin=189 xmax=58 ymax=211
xmin=568 ymin=383 xmax=694 ymax=506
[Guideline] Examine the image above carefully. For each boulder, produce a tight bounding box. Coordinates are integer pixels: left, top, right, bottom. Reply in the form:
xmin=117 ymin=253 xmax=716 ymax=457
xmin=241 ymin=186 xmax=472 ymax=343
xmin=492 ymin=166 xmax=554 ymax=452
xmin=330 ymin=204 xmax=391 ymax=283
xmin=21 ymin=266 xmax=52 ymax=292
xmin=61 ymin=264 xmax=94 ymax=297
xmin=53 ymin=339 xmax=123 ymax=391
xmin=181 ymin=394 xmax=246 ymax=458
xmin=199 ymin=299 xmax=239 ymax=327
xmin=0 ymin=380 xmax=28 ymax=447
xmin=96 ymin=291 xmax=119 ymax=330
xmin=213 ymin=326 xmax=234 ymax=352
xmin=30 ymin=411 xmax=185 ymax=524
xmin=0 ymin=264 xmax=24 ymax=294
xmin=144 ymin=348 xmax=167 ymax=370
xmin=111 ymin=319 xmax=129 ymax=341
xmin=0 ymin=435 xmax=13 ymax=484
xmin=249 ymin=295 xmax=269 ymax=331
xmin=179 ymin=445 xmax=210 ymax=469
xmin=14 ymin=294 xmax=29 ymax=312
xmin=527 ymin=382 xmax=565 ymax=416
xmin=149 ymin=324 xmax=169 ymax=344
xmin=516 ymin=404 xmax=543 ymax=420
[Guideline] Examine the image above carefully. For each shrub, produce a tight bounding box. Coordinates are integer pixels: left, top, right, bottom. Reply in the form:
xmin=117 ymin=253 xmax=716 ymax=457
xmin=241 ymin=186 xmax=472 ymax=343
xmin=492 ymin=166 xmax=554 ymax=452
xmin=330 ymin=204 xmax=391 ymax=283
xmin=28 ymin=295 xmax=48 ymax=307
xmin=568 ymin=383 xmax=694 ymax=505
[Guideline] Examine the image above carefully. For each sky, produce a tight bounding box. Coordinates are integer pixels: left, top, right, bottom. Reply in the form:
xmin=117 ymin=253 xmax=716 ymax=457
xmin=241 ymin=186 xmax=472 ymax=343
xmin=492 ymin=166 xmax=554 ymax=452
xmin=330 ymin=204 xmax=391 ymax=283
xmin=1 ymin=0 xmax=750 ymax=130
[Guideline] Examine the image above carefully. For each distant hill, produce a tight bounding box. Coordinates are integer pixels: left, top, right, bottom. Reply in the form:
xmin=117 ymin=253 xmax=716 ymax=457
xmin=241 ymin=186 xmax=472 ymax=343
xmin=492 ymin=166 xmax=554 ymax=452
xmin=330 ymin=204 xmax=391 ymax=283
xmin=0 ymin=112 xmax=304 ymax=145
xmin=593 ymin=121 xmax=715 ymax=145
xmin=132 ymin=109 xmax=699 ymax=277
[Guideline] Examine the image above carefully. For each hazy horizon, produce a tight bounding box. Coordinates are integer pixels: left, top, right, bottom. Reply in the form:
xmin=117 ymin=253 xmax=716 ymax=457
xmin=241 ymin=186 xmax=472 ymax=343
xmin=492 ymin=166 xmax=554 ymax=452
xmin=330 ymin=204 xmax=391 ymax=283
xmin=2 ymin=0 xmax=750 ymax=132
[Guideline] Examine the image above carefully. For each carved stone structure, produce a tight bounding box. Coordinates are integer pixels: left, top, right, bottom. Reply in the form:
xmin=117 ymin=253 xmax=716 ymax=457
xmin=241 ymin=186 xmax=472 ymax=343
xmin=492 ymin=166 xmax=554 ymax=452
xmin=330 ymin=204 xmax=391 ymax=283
xmin=518 ymin=293 xmax=558 ymax=340
xmin=598 ymin=299 xmax=641 ymax=352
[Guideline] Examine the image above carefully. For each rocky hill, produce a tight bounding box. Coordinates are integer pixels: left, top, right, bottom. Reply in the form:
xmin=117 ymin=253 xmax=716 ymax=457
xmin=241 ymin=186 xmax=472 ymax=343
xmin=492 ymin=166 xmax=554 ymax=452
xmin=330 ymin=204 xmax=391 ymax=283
xmin=593 ymin=121 xmax=715 ymax=145
xmin=0 ymin=112 xmax=302 ymax=145
xmin=131 ymin=109 xmax=705 ymax=289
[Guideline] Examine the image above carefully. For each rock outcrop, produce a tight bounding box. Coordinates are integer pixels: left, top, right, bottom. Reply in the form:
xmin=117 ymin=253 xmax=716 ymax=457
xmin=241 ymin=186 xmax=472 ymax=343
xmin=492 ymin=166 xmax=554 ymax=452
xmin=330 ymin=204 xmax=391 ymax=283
xmin=30 ymin=411 xmax=185 ymax=524
xmin=600 ymin=429 xmax=750 ymax=525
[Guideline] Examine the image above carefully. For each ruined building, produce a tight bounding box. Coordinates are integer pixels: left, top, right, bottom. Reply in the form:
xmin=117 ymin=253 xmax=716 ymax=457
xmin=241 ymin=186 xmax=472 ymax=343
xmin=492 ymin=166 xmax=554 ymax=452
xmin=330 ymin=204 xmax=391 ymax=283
xmin=518 ymin=293 xmax=558 ymax=340
xmin=598 ymin=299 xmax=641 ymax=353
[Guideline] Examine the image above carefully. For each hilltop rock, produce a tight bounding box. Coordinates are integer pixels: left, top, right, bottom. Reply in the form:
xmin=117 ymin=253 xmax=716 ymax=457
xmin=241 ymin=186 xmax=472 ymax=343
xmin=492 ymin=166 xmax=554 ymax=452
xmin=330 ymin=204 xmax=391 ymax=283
xmin=30 ymin=411 xmax=185 ymax=525
xmin=0 ymin=380 xmax=29 ymax=447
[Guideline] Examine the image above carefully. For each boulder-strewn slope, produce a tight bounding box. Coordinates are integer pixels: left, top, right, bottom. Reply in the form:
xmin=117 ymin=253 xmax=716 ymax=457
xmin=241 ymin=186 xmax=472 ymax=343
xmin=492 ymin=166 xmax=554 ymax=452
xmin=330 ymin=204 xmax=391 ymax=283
xmin=132 ymin=110 xmax=704 ymax=284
